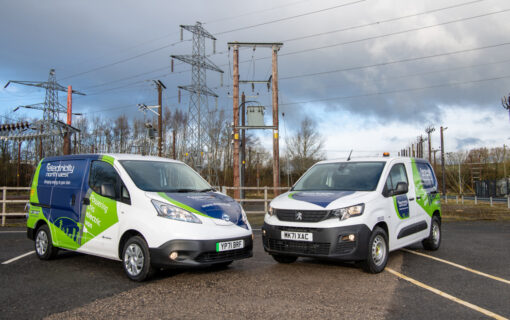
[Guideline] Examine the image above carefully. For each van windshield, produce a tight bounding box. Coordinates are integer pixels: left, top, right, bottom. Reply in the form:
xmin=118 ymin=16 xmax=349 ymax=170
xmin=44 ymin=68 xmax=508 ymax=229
xmin=292 ymin=162 xmax=386 ymax=192
xmin=119 ymin=160 xmax=212 ymax=192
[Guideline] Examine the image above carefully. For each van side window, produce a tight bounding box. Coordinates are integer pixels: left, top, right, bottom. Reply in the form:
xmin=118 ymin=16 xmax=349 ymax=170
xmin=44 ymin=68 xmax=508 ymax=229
xmin=89 ymin=161 xmax=122 ymax=200
xmin=384 ymin=163 xmax=408 ymax=196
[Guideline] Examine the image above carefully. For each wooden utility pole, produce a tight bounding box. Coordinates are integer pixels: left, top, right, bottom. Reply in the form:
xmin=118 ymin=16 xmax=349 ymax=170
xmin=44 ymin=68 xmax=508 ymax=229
xmin=172 ymin=129 xmax=177 ymax=159
xmin=241 ymin=92 xmax=246 ymax=199
xmin=232 ymin=45 xmax=240 ymax=200
xmin=228 ymin=42 xmax=283 ymax=199
xmin=440 ymin=126 xmax=447 ymax=196
xmin=17 ymin=142 xmax=21 ymax=187
xmin=272 ymin=45 xmax=280 ymax=197
xmin=153 ymin=80 xmax=166 ymax=157
xmin=63 ymin=85 xmax=72 ymax=155
xmin=425 ymin=126 xmax=435 ymax=163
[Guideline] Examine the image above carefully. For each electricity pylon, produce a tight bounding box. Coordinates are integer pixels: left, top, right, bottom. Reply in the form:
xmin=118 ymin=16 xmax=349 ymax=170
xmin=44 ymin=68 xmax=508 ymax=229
xmin=171 ymin=22 xmax=223 ymax=171
xmin=5 ymin=69 xmax=85 ymax=156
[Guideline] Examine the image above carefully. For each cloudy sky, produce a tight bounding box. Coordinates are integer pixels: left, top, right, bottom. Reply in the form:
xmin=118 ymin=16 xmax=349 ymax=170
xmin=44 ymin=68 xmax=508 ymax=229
xmin=1 ymin=0 xmax=509 ymax=159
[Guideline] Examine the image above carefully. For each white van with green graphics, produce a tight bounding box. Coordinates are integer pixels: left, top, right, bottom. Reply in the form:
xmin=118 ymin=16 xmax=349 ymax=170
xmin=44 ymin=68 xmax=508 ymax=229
xmin=27 ymin=154 xmax=253 ymax=281
xmin=262 ymin=156 xmax=441 ymax=273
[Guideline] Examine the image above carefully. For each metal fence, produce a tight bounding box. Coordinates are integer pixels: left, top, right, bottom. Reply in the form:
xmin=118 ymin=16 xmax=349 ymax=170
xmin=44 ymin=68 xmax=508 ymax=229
xmin=443 ymin=194 xmax=510 ymax=208
xmin=3 ymin=186 xmax=508 ymax=227
xmin=221 ymin=186 xmax=291 ymax=214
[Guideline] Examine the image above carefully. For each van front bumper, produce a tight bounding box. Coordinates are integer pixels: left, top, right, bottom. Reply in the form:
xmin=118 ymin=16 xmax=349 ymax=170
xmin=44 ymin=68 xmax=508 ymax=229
xmin=149 ymin=235 xmax=253 ymax=268
xmin=262 ymin=223 xmax=371 ymax=261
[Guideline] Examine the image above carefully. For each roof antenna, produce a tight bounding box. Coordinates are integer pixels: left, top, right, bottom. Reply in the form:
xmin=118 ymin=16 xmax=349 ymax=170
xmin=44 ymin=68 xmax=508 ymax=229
xmin=347 ymin=150 xmax=353 ymax=161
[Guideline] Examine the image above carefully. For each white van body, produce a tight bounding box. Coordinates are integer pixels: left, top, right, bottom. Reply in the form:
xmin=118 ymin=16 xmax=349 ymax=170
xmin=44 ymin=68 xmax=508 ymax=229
xmin=262 ymin=157 xmax=441 ymax=273
xmin=27 ymin=154 xmax=252 ymax=280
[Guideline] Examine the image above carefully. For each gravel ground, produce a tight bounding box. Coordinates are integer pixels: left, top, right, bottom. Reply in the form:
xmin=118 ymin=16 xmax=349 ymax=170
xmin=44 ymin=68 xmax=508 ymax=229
xmin=46 ymin=233 xmax=404 ymax=320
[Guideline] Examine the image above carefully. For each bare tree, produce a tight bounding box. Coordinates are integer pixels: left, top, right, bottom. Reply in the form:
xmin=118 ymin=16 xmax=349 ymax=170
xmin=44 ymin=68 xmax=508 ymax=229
xmin=286 ymin=117 xmax=325 ymax=175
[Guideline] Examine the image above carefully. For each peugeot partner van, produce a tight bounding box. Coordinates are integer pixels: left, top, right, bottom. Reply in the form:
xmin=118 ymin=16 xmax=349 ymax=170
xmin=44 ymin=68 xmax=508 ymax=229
xmin=262 ymin=156 xmax=441 ymax=273
xmin=27 ymin=154 xmax=253 ymax=281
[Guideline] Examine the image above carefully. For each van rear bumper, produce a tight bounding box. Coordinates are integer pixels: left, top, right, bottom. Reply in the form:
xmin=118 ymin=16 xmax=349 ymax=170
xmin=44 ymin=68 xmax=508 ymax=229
xmin=149 ymin=235 xmax=253 ymax=268
xmin=262 ymin=223 xmax=371 ymax=261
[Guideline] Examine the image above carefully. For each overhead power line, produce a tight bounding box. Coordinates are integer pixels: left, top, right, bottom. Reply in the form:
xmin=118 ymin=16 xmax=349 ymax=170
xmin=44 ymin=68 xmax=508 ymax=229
xmin=281 ymin=73 xmax=510 ymax=106
xmin=60 ymin=39 xmax=187 ymax=81
xmin=78 ymin=0 xmax=490 ymax=93
xmin=204 ymin=0 xmax=311 ymax=25
xmin=281 ymin=41 xmax=510 ymax=80
xmin=58 ymin=0 xmax=485 ymax=89
xmin=58 ymin=0 xmax=366 ymax=82
xmin=214 ymin=0 xmax=367 ymax=35
xmin=278 ymin=8 xmax=510 ymax=58
xmin=281 ymin=0 xmax=486 ymax=44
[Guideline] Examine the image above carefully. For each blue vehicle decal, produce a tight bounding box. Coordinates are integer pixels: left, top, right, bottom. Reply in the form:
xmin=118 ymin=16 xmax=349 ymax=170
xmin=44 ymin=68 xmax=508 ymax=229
xmin=162 ymin=192 xmax=247 ymax=227
xmin=288 ymin=191 xmax=356 ymax=208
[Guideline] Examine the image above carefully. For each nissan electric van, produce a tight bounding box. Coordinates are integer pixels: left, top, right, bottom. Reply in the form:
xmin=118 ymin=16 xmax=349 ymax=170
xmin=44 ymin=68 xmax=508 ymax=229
xmin=27 ymin=154 xmax=253 ymax=281
xmin=262 ymin=157 xmax=441 ymax=273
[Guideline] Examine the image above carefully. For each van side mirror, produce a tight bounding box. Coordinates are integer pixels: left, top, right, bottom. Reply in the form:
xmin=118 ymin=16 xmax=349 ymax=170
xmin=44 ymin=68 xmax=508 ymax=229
xmin=101 ymin=183 xmax=116 ymax=198
xmin=394 ymin=182 xmax=408 ymax=195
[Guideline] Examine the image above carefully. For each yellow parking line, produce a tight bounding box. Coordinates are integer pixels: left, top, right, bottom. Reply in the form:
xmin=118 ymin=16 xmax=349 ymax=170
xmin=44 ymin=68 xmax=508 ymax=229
xmin=402 ymin=249 xmax=510 ymax=285
xmin=386 ymin=267 xmax=508 ymax=320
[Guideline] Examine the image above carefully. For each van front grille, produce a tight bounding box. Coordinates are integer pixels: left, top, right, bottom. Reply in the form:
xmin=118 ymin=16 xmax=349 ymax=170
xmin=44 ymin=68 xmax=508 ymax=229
xmin=275 ymin=209 xmax=330 ymax=222
xmin=195 ymin=247 xmax=251 ymax=263
xmin=267 ymin=239 xmax=330 ymax=255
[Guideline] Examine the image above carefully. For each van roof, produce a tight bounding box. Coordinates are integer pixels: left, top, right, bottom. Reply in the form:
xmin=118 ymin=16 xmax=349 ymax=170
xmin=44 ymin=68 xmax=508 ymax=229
xmin=316 ymin=157 xmax=429 ymax=165
xmin=41 ymin=153 xmax=182 ymax=163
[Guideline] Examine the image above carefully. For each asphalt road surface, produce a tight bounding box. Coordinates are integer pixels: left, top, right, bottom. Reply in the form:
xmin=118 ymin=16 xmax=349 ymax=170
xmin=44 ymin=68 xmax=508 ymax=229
xmin=1 ymin=221 xmax=509 ymax=320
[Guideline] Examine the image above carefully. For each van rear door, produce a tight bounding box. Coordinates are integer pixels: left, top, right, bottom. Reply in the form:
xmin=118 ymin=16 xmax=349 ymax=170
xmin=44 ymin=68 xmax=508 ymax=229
xmin=44 ymin=159 xmax=89 ymax=249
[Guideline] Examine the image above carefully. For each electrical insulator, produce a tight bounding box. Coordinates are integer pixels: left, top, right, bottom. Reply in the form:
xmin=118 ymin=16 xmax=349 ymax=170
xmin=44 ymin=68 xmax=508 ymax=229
xmin=215 ymin=97 xmax=218 ymax=109
xmin=220 ymin=73 xmax=223 ymax=87
xmin=178 ymin=89 xmax=181 ymax=103
xmin=171 ymin=59 xmax=174 ymax=72
xmin=213 ymin=39 xmax=216 ymax=54
xmin=180 ymin=28 xmax=183 ymax=41
xmin=252 ymin=83 xmax=255 ymax=93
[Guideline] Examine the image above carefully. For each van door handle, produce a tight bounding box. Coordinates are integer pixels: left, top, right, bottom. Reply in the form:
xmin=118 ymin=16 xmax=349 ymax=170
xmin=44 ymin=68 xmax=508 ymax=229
xmin=416 ymin=196 xmax=422 ymax=200
xmin=70 ymin=194 xmax=76 ymax=206
xmin=409 ymin=197 xmax=415 ymax=201
xmin=82 ymin=198 xmax=90 ymax=205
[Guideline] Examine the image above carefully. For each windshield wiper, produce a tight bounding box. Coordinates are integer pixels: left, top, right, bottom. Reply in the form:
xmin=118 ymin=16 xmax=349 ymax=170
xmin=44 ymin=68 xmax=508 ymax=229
xmin=198 ymin=188 xmax=214 ymax=192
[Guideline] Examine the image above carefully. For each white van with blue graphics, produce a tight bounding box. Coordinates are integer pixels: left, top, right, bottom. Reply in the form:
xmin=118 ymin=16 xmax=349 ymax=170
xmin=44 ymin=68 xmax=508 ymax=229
xmin=262 ymin=156 xmax=441 ymax=273
xmin=27 ymin=154 xmax=252 ymax=281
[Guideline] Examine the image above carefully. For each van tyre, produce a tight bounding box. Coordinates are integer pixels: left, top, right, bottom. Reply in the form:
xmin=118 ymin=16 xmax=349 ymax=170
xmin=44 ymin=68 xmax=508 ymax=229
xmin=272 ymin=254 xmax=298 ymax=264
xmin=122 ymin=236 xmax=155 ymax=281
xmin=362 ymin=227 xmax=388 ymax=274
xmin=422 ymin=216 xmax=441 ymax=251
xmin=35 ymin=224 xmax=58 ymax=260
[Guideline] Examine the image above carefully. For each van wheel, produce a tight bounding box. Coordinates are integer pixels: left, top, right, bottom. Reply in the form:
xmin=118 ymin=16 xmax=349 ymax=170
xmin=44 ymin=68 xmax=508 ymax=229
xmin=272 ymin=254 xmax=297 ymax=264
xmin=422 ymin=216 xmax=441 ymax=251
xmin=35 ymin=224 xmax=58 ymax=260
xmin=362 ymin=227 xmax=388 ymax=274
xmin=122 ymin=236 xmax=154 ymax=281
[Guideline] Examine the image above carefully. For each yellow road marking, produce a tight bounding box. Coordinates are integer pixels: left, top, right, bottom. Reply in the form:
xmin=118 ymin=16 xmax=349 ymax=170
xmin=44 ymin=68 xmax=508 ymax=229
xmin=386 ymin=267 xmax=508 ymax=320
xmin=402 ymin=249 xmax=510 ymax=285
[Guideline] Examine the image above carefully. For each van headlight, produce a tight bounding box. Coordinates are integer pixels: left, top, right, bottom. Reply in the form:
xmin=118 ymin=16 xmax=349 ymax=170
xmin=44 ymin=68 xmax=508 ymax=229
xmin=241 ymin=208 xmax=248 ymax=224
xmin=331 ymin=204 xmax=364 ymax=221
xmin=268 ymin=205 xmax=274 ymax=216
xmin=152 ymin=200 xmax=202 ymax=224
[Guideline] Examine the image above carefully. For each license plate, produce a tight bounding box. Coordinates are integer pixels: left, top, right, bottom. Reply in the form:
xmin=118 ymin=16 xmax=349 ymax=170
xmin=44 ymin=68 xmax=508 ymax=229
xmin=281 ymin=231 xmax=313 ymax=242
xmin=216 ymin=239 xmax=244 ymax=252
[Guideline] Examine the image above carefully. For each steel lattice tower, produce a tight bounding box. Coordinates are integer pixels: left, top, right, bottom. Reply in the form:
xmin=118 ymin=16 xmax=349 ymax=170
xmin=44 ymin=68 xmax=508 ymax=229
xmin=172 ymin=22 xmax=223 ymax=171
xmin=4 ymin=69 xmax=85 ymax=156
